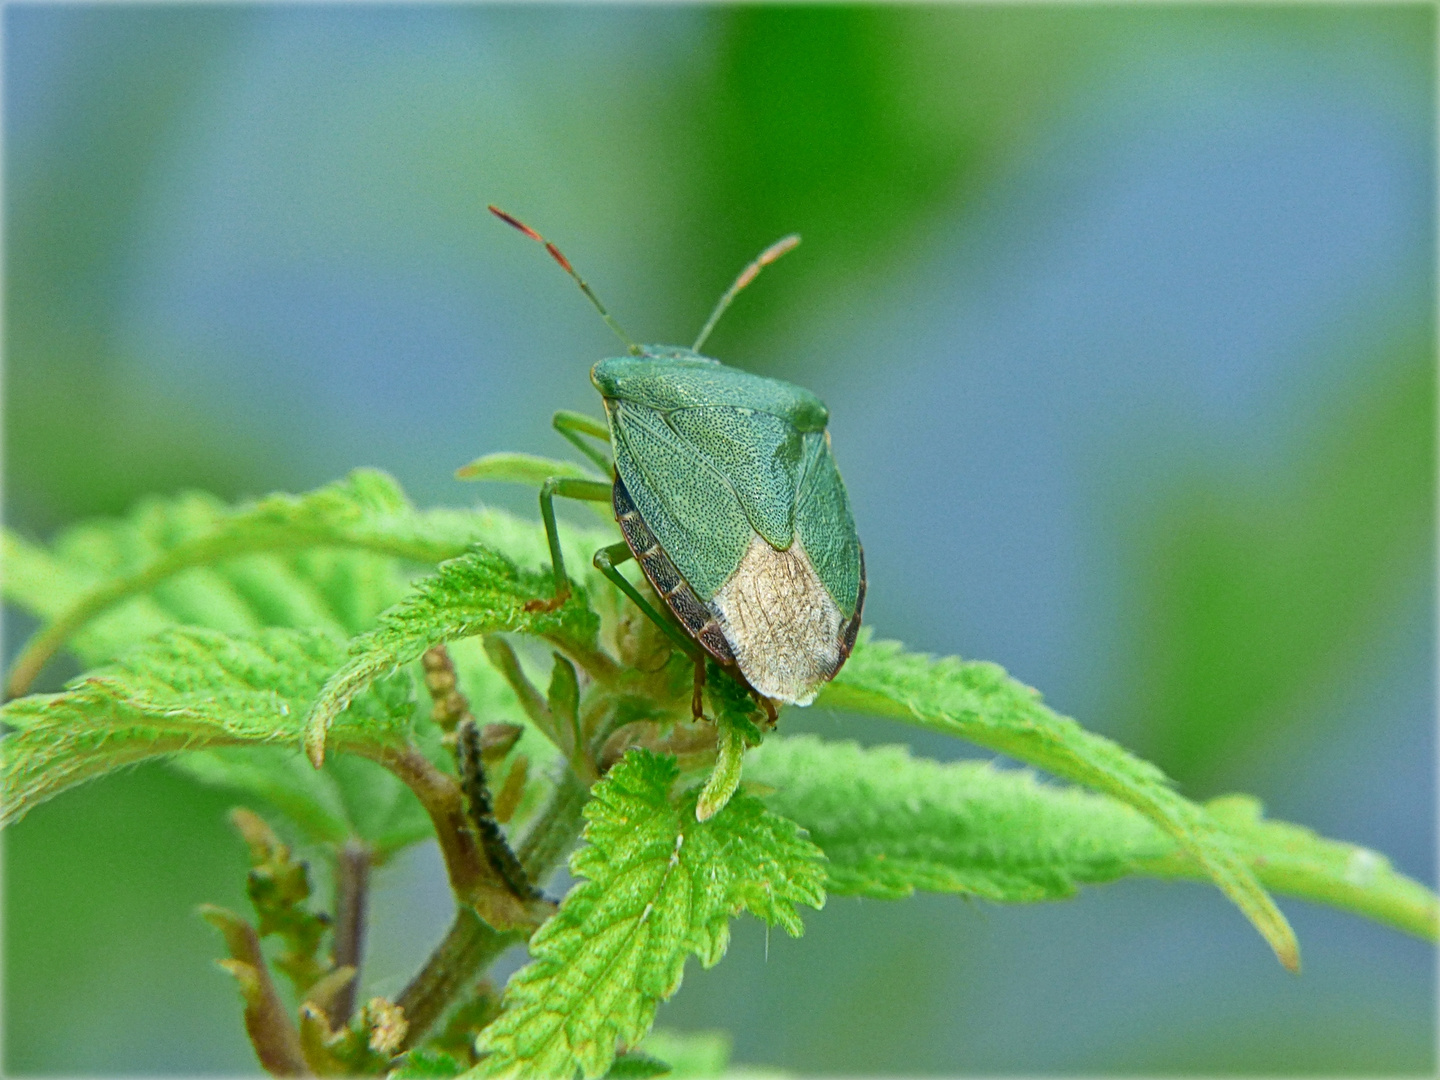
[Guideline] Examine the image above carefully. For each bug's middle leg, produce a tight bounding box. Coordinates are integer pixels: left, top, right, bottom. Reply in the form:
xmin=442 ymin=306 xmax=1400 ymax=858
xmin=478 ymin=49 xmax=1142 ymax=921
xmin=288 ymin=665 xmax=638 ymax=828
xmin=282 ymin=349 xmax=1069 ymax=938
xmin=592 ymin=542 xmax=698 ymax=658
xmin=526 ymin=477 xmax=614 ymax=613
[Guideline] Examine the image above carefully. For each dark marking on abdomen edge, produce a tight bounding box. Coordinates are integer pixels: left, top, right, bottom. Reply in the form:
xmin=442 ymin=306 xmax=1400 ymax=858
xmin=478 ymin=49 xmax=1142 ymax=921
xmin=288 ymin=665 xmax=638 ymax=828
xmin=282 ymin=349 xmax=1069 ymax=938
xmin=613 ymin=476 xmax=735 ymax=665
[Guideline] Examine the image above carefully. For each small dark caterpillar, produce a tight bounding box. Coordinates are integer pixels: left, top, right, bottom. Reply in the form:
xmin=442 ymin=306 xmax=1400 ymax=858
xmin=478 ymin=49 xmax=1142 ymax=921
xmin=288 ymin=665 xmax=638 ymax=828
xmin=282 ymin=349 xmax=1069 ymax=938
xmin=455 ymin=718 xmax=542 ymax=902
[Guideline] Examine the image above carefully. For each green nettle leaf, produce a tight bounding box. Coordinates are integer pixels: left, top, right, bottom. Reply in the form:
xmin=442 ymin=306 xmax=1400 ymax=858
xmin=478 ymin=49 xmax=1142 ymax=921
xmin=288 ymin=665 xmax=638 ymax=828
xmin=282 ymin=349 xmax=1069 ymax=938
xmin=1141 ymin=794 xmax=1438 ymax=942
xmin=2 ymin=471 xmax=445 ymax=692
xmin=1 ymin=627 xmax=412 ymax=827
xmin=694 ymin=718 xmax=746 ymax=824
xmin=1 ymin=468 xmax=619 ymax=699
xmin=394 ymin=1048 xmax=470 ymax=1079
xmin=173 ymin=747 xmax=435 ymax=858
xmin=601 ymin=1050 xmax=671 ymax=1079
xmin=748 ymin=737 xmax=1438 ymax=940
xmin=455 ymin=452 xmax=618 ymax=529
xmin=303 ymin=546 xmax=598 ymax=765
xmin=750 ymin=736 xmax=1170 ymax=902
xmin=472 ymin=750 xmax=826 ymax=1080
xmin=819 ymin=635 xmax=1303 ymax=970
xmin=5 ymin=469 xmax=1431 ymax=1080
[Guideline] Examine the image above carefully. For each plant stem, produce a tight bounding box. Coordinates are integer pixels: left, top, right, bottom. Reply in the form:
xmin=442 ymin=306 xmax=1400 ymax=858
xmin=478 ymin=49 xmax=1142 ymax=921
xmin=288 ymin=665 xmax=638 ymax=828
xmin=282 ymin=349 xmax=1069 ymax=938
xmin=516 ymin=769 xmax=588 ymax=882
xmin=357 ymin=744 xmax=542 ymax=932
xmin=330 ymin=839 xmax=371 ymax=1027
xmin=200 ymin=905 xmax=309 ymax=1077
xmin=393 ymin=769 xmax=591 ymax=1050
xmin=395 ymin=907 xmax=520 ymax=1052
xmin=483 ymin=635 xmax=562 ymax=748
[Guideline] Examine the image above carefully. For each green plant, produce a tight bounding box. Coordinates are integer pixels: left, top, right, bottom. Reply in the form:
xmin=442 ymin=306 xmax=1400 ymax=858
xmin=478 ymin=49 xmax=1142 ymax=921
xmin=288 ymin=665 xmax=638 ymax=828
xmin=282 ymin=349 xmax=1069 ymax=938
xmin=3 ymin=467 xmax=1434 ymax=1078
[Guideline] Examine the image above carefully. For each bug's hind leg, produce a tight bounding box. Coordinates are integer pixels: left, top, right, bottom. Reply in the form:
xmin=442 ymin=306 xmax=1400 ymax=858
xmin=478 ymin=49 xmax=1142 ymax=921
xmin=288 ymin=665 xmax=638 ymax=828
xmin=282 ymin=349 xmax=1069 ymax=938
xmin=525 ymin=477 xmax=613 ymax=612
xmin=592 ymin=542 xmax=701 ymax=661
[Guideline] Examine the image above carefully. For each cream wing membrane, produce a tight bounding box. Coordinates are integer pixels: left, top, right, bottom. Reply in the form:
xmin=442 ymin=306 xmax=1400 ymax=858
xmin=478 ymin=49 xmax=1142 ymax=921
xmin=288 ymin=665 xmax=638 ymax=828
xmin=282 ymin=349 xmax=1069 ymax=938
xmin=710 ymin=533 xmax=844 ymax=705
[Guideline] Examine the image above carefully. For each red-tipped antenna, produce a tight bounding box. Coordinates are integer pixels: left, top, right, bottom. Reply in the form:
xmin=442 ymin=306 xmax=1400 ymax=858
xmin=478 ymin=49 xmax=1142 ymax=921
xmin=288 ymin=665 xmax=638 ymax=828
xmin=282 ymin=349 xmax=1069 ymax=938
xmin=487 ymin=205 xmax=640 ymax=355
xmin=692 ymin=233 xmax=801 ymax=353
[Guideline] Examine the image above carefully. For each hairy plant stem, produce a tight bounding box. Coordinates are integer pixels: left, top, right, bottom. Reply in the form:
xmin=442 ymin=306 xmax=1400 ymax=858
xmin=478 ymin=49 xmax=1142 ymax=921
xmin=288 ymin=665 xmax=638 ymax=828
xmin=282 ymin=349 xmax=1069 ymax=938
xmin=380 ymin=617 xmax=618 ymax=1050
xmin=357 ymin=744 xmax=543 ymax=931
xmin=200 ymin=905 xmax=309 ymax=1077
xmin=482 ymin=635 xmax=560 ymax=747
xmin=395 ymin=907 xmax=520 ymax=1051
xmin=330 ymin=840 xmax=371 ymax=1027
xmin=394 ymin=769 xmax=591 ymax=1050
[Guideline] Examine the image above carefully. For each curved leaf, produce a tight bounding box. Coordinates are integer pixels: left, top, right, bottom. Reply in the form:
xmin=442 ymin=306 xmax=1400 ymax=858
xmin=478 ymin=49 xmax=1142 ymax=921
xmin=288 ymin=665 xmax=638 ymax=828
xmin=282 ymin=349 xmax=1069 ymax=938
xmin=303 ymin=548 xmax=599 ymax=765
xmin=1 ymin=470 xmax=617 ymax=698
xmin=456 ymin=452 xmax=597 ymax=486
xmin=473 ymin=750 xmax=824 ymax=1080
xmin=818 ymin=636 xmax=1302 ymax=970
xmin=1141 ymin=793 xmax=1437 ymax=942
xmin=748 ymin=736 xmax=1437 ymax=941
xmin=1 ymin=627 xmax=411 ymax=826
xmin=2 ymin=470 xmax=480 ymax=695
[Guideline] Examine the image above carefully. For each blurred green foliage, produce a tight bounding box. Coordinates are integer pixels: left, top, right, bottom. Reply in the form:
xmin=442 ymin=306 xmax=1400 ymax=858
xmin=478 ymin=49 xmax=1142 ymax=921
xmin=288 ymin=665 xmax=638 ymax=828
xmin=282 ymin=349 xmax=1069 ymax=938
xmin=5 ymin=9 xmax=284 ymax=530
xmin=671 ymin=7 xmax=1094 ymax=359
xmin=3 ymin=768 xmax=259 ymax=1073
xmin=1127 ymin=331 xmax=1434 ymax=788
xmin=4 ymin=3 xmax=1432 ymax=1075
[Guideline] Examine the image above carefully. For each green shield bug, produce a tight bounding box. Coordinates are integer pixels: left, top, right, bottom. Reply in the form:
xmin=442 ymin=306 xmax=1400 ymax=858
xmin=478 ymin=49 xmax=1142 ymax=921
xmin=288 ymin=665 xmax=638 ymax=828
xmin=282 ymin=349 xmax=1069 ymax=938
xmin=484 ymin=207 xmax=865 ymax=721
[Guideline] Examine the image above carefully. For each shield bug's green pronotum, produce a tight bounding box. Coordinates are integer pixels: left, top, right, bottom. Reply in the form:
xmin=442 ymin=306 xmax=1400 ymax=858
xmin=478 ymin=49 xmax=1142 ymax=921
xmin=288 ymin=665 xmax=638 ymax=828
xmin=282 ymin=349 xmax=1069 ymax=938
xmin=484 ymin=206 xmax=865 ymax=721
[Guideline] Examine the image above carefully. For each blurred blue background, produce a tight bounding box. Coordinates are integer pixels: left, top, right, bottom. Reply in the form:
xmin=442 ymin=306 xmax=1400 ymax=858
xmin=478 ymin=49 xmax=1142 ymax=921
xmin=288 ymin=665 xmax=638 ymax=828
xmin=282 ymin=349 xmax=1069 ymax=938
xmin=3 ymin=5 xmax=1434 ymax=1074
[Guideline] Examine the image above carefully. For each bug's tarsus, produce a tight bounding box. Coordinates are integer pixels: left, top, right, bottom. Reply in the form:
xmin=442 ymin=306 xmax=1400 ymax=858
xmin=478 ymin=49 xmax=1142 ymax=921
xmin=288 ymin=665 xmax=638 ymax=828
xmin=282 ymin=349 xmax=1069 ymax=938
xmin=758 ymin=695 xmax=778 ymax=728
xmin=487 ymin=205 xmax=642 ymax=355
xmin=691 ymin=657 xmax=707 ymax=723
xmin=692 ymin=233 xmax=801 ymax=353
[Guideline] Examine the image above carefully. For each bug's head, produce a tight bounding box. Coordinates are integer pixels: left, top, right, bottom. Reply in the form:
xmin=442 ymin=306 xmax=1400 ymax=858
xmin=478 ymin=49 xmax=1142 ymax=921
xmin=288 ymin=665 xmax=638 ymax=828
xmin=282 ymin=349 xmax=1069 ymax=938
xmin=487 ymin=205 xmax=799 ymax=361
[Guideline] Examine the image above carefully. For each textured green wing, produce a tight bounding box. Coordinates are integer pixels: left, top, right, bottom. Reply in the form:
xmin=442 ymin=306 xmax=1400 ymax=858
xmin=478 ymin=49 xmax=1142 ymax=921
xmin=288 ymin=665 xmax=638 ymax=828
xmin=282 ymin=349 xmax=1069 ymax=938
xmin=665 ymin=406 xmax=803 ymax=548
xmin=602 ymin=353 xmax=855 ymax=609
xmin=609 ymin=401 xmax=753 ymax=600
xmin=795 ymin=431 xmax=863 ymax=617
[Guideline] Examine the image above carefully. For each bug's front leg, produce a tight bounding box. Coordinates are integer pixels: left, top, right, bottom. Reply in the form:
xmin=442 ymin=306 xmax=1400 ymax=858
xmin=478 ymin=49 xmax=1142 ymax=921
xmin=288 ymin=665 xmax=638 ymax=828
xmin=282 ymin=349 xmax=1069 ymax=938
xmin=551 ymin=410 xmax=612 ymax=472
xmin=526 ymin=477 xmax=614 ymax=613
